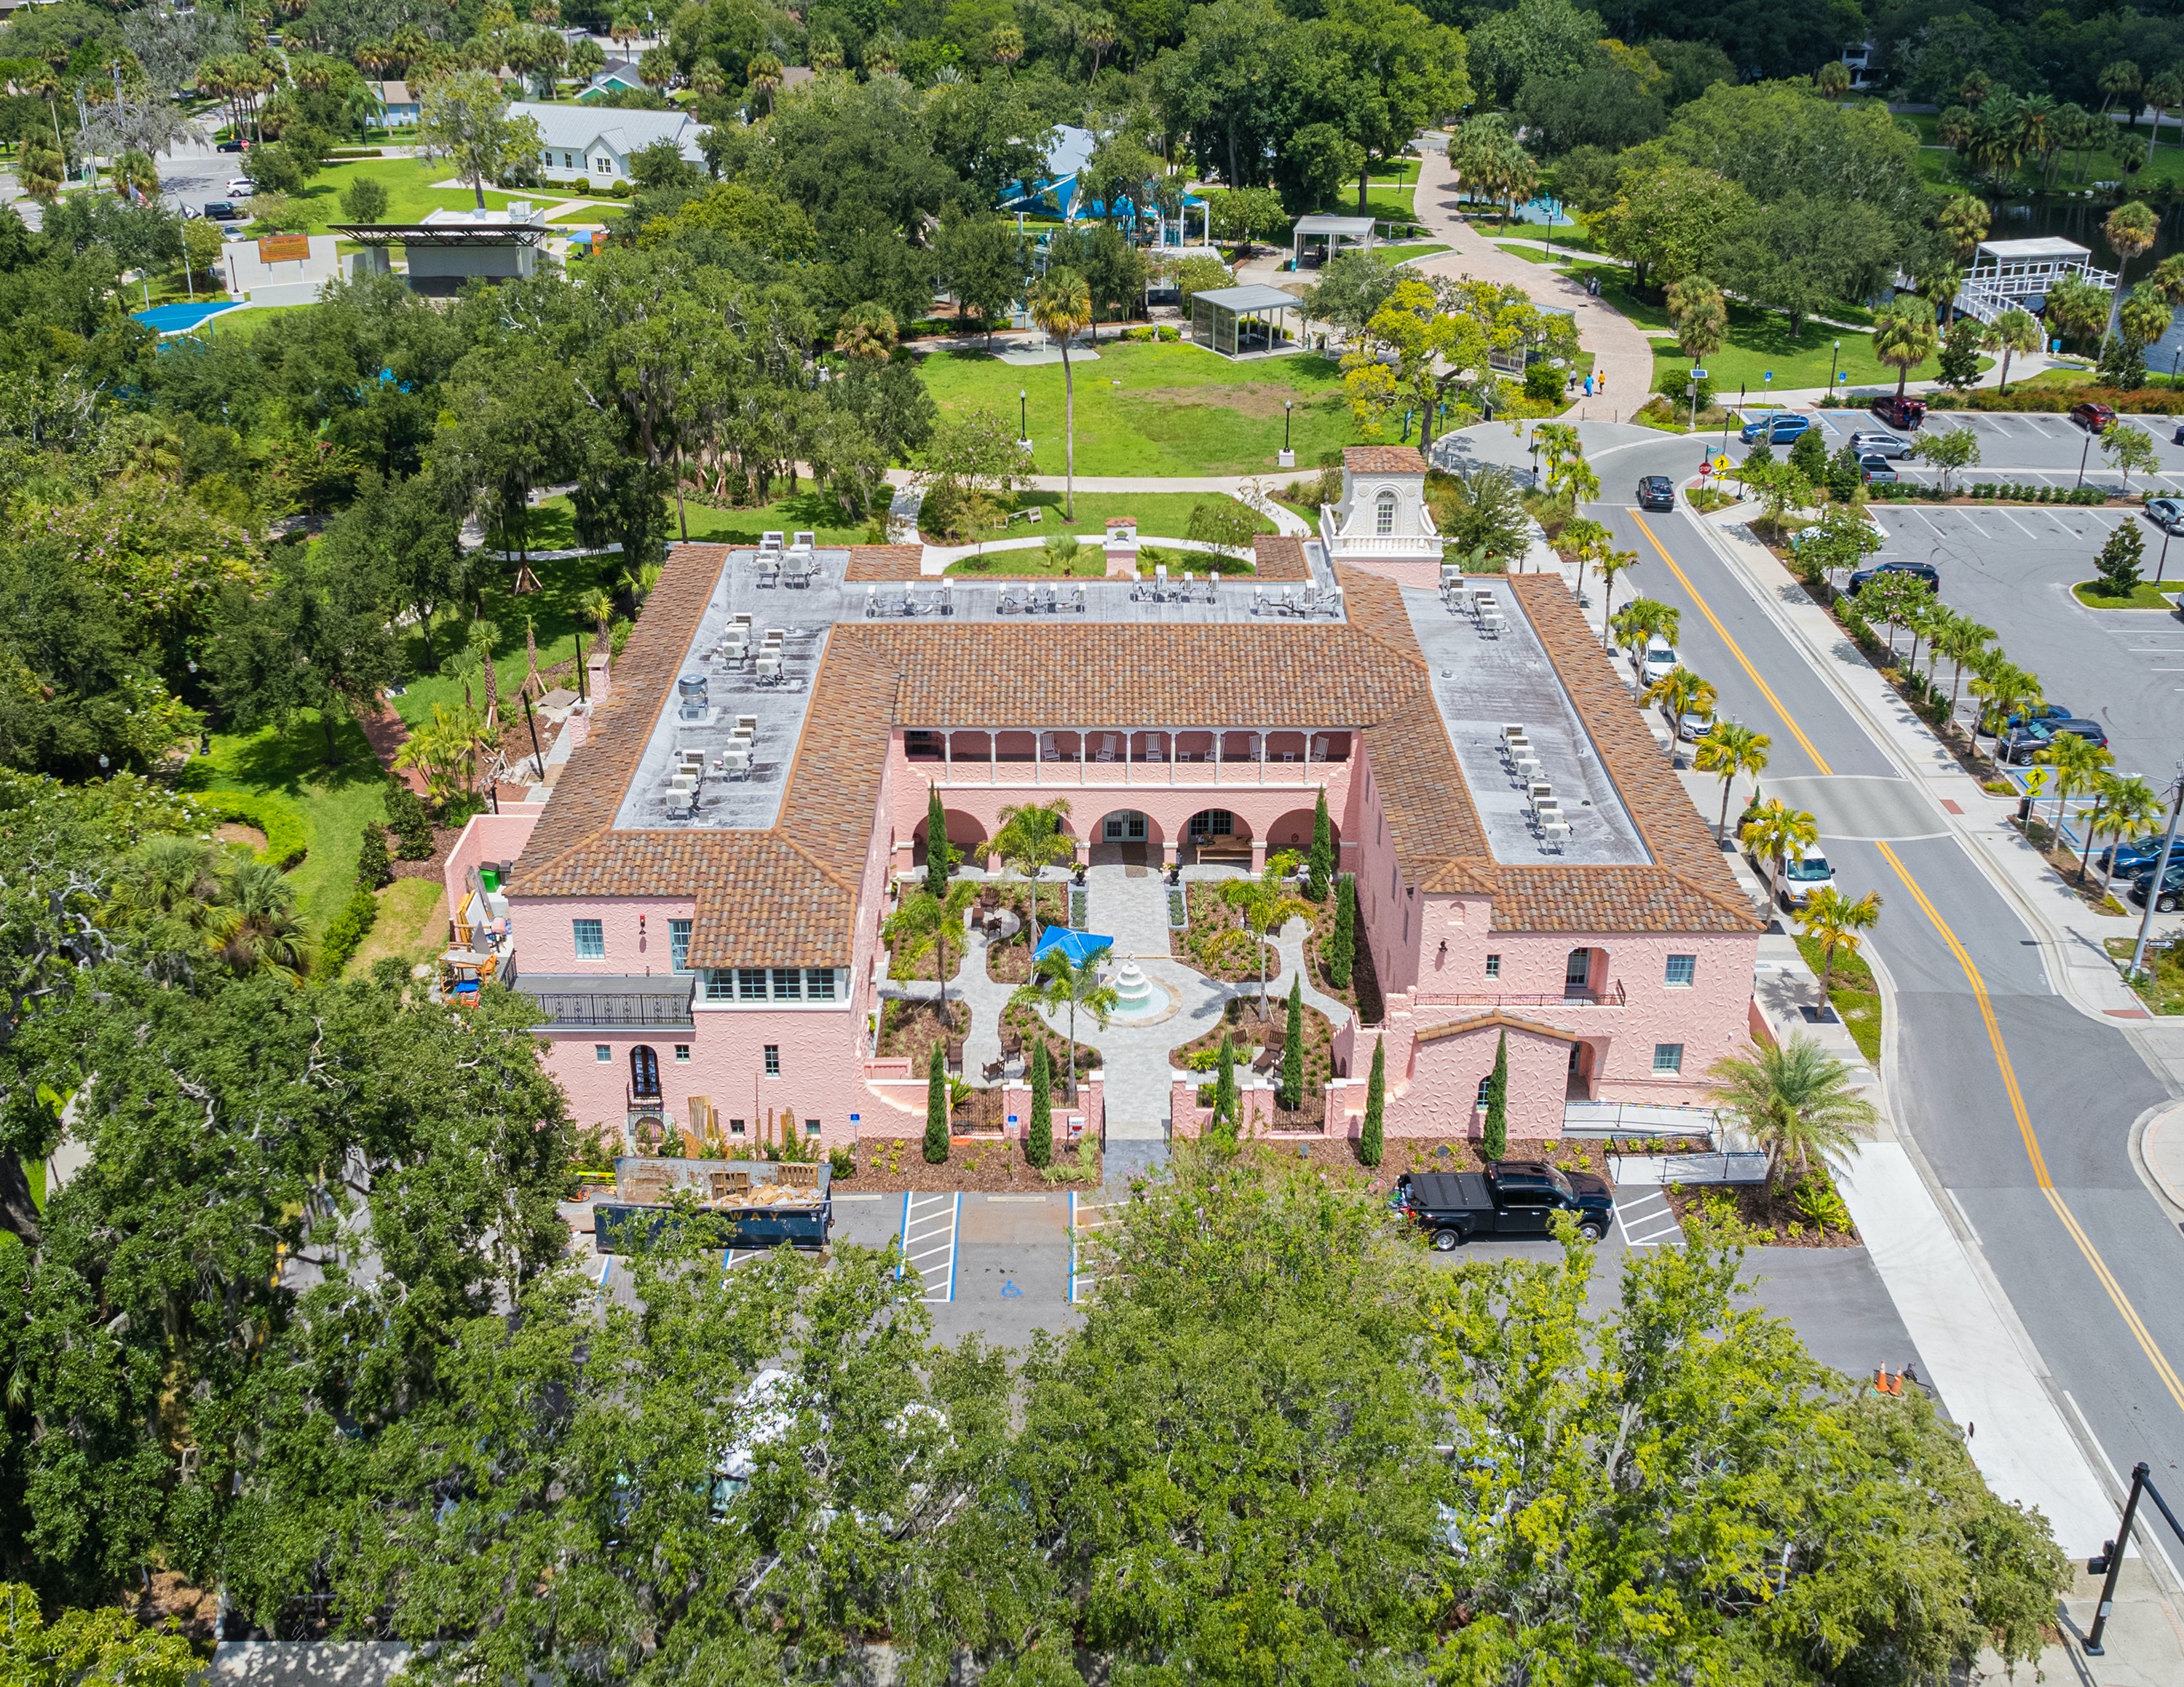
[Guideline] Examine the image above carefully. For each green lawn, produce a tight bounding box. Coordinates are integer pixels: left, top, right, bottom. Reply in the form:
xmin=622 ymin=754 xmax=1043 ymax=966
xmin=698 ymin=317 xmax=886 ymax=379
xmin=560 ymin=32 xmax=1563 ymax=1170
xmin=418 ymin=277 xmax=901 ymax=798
xmin=2072 ymin=579 xmax=2181 ymax=609
xmin=1896 ymin=108 xmax=2184 ymax=192
xmin=938 ymin=489 xmax=1274 ymax=543
xmin=1373 ymin=241 xmax=1450 ymax=266
xmin=179 ymin=715 xmax=392 ymax=936
xmin=1359 ymin=158 xmax=1420 ymax=224
xmin=1490 ymin=241 xmax=1572 ymax=267
xmin=1795 ymin=933 xmax=1883 ymax=1062
xmin=917 ymin=341 xmax=1361 ymax=476
xmin=279 ymin=156 xmax=601 ymax=234
xmin=1647 ymin=294 xmax=1989 ymax=393
xmin=344 ymin=876 xmax=448 ymax=979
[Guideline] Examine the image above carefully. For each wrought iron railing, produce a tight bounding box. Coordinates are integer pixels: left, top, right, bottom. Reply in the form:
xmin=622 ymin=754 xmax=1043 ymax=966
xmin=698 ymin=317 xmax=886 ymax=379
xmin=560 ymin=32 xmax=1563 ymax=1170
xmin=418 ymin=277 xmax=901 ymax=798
xmin=526 ymin=989 xmax=695 ymax=1029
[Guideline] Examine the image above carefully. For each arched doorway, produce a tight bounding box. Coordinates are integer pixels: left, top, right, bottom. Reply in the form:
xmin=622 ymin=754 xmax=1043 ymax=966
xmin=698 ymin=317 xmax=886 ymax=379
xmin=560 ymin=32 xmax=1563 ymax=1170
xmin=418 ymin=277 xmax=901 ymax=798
xmin=1183 ymin=807 xmax=1253 ymax=866
xmin=911 ymin=810 xmax=987 ymax=870
xmin=1266 ymin=805 xmax=1341 ymax=867
xmin=1092 ymin=808 xmax=1163 ymax=868
xmin=630 ymin=1044 xmax=661 ymax=1100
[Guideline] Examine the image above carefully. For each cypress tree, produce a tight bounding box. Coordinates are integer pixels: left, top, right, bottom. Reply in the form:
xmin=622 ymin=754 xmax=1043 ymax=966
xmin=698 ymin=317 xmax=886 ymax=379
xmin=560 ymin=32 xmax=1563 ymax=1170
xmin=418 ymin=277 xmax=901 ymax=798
xmin=1280 ymin=975 xmax=1304 ymax=1110
xmin=1327 ymin=873 xmax=1356 ymax=990
xmin=1482 ymin=1029 xmax=1509 ymax=1162
xmin=1026 ymin=1039 xmax=1053 ymax=1167
xmin=1361 ymin=1035 xmax=1385 ymax=1167
xmin=924 ymin=1044 xmax=949 ymax=1163
xmin=1306 ymin=786 xmax=1334 ymax=901
xmin=1213 ymin=1030 xmax=1238 ymax=1142
xmin=925 ymin=784 xmax=951 ymax=897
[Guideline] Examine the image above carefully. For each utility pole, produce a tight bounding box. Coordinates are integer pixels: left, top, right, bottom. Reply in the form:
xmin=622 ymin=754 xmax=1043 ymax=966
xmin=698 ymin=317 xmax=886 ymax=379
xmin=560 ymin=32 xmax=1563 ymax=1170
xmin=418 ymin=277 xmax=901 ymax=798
xmin=2126 ymin=759 xmax=2184 ymax=978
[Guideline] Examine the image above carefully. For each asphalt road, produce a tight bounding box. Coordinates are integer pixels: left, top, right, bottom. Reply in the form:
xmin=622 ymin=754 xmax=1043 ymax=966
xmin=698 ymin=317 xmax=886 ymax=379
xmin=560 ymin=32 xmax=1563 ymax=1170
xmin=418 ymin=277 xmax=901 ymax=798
xmin=1585 ymin=482 xmax=2184 ymax=1496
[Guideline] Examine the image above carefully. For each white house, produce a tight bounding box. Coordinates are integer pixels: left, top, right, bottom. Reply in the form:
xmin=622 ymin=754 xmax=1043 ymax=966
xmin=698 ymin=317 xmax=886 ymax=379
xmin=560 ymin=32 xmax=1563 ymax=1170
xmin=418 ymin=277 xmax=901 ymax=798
xmin=1318 ymin=446 xmax=1443 ymax=585
xmin=365 ymin=80 xmax=419 ymax=127
xmin=510 ymin=101 xmax=705 ymax=184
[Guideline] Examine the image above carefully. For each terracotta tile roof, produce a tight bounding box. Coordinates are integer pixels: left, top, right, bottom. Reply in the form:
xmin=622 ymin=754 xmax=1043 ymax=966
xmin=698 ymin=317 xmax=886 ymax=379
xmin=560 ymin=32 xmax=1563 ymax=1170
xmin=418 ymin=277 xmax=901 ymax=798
xmin=1507 ymin=574 xmax=1755 ymax=931
xmin=1251 ymin=536 xmax=1312 ymax=580
xmin=844 ymin=545 xmax=925 ymax=580
xmin=1343 ymin=446 xmax=1428 ymax=475
xmin=515 ymin=544 xmax=1754 ymax=958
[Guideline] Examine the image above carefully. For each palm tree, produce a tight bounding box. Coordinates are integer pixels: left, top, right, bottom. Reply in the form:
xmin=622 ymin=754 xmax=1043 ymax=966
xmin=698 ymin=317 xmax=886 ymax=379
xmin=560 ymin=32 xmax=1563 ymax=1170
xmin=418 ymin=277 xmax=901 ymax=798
xmin=207 ymin=858 xmax=309 ymax=981
xmin=1028 ymin=268 xmax=1093 ymax=522
xmin=579 ymin=588 xmax=614 ymax=644
xmin=1982 ymin=308 xmax=2041 ymax=395
xmin=1816 ymin=60 xmax=1850 ymax=99
xmin=1872 ymin=301 xmax=1939 ymax=400
xmin=1740 ymin=799 xmax=1819 ymax=904
xmin=1797 ymin=886 xmax=1881 ymax=994
xmin=1594 ymin=548 xmax=1637 ymax=649
xmin=1609 ymin=598 xmax=1678 ymax=674
xmin=1664 ymin=275 xmax=1726 ymax=363
xmin=1938 ymin=194 xmax=1990 ymax=259
xmin=2094 ymin=775 xmax=2164 ymax=896
xmin=1559 ymin=515 xmax=1609 ymax=598
xmin=1010 ymin=941 xmax=1117 ymax=1097
xmin=1706 ymin=1035 xmax=1879 ymax=1191
xmin=884 ymin=880 xmax=979 ymax=1006
xmin=1640 ymin=665 xmax=1717 ymax=747
xmin=1969 ymin=651 xmax=2041 ymax=743
xmin=992 ymin=798 xmax=1075 ymax=955
xmin=1934 ymin=611 xmax=1995 ymax=727
xmin=2098 ymin=59 xmax=2143 ymax=117
xmin=747 ymin=52 xmax=783 ymax=114
xmin=1219 ymin=863 xmax=1313 ymax=1019
xmin=122 ymin=835 xmax=223 ymax=927
xmin=1696 ymin=721 xmax=1770 ymax=842
xmin=2035 ymin=730 xmax=2113 ymax=853
xmin=1918 ymin=262 xmax=1963 ymax=325
xmin=2102 ymin=201 xmax=2160 ymax=348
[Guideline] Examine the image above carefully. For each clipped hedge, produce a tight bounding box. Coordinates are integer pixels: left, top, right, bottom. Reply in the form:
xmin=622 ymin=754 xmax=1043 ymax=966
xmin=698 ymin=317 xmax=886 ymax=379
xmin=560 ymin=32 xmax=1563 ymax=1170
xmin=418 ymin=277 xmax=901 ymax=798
xmin=204 ymin=791 xmax=310 ymax=869
xmin=318 ymin=887 xmax=381 ymax=977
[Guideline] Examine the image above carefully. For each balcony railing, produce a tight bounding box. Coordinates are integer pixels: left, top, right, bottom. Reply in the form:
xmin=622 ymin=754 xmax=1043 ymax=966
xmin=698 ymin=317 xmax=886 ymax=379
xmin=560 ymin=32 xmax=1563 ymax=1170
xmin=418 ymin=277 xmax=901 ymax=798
xmin=527 ymin=989 xmax=696 ymax=1029
xmin=1435 ymin=980 xmax=1628 ymax=1009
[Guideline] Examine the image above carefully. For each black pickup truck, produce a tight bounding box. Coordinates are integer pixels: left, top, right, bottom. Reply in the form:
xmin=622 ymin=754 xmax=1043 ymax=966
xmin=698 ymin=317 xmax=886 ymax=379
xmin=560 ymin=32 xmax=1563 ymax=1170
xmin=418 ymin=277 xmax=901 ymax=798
xmin=1392 ymin=1161 xmax=1614 ymax=1250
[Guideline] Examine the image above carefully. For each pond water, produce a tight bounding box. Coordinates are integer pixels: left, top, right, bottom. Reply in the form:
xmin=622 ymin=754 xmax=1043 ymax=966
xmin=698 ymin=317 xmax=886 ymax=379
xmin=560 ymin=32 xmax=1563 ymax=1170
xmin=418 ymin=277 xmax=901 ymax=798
xmin=1987 ymin=197 xmax=2183 ymax=371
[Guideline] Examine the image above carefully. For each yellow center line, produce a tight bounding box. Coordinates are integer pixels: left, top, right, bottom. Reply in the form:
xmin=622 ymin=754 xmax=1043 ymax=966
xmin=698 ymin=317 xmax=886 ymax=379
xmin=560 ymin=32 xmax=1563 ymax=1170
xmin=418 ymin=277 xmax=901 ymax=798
xmin=1629 ymin=510 xmax=1833 ymax=775
xmin=1630 ymin=507 xmax=2184 ymax=1418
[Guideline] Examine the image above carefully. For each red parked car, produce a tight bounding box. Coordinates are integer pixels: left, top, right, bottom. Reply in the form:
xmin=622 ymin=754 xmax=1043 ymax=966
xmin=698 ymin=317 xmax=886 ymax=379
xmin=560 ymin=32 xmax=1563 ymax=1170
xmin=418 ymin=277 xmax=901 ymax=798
xmin=1871 ymin=394 xmax=1926 ymax=430
xmin=2070 ymin=400 xmax=2118 ymax=432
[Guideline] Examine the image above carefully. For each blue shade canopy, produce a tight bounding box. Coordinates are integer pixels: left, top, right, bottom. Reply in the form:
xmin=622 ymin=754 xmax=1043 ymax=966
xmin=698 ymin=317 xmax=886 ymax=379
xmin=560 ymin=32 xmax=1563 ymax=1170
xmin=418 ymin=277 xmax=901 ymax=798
xmin=1033 ymin=928 xmax=1113 ymax=966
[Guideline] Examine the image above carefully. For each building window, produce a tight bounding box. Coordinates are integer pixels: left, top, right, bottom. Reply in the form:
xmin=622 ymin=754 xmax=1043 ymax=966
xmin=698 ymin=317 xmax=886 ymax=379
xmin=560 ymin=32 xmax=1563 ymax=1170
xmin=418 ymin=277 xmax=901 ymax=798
xmin=804 ymin=1118 xmax=821 ymax=1138
xmin=764 ymin=1045 xmax=780 ymax=1076
xmin=1653 ymin=1043 xmax=1684 ymax=1074
xmin=630 ymin=1046 xmax=660 ymax=1098
xmin=595 ymin=1045 xmax=612 ymax=1062
xmin=573 ymin=918 xmax=604 ymax=959
xmin=1484 ymin=953 xmax=1501 ymax=979
xmin=1665 ymin=954 xmax=1696 ymax=987
xmin=1476 ymin=1075 xmax=1492 ymax=1107
xmin=673 ymin=1044 xmax=691 ymax=1062
xmin=729 ymin=1118 xmax=745 ymax=1136
xmin=1375 ymin=489 xmax=1396 ymax=535
xmin=669 ymin=918 xmax=692 ymax=971
xmin=804 ymin=968 xmax=839 ymax=1001
xmin=738 ymin=967 xmax=768 ymax=1000
xmin=563 ymin=151 xmax=574 ymax=167
xmin=770 ymin=967 xmax=802 ymax=1000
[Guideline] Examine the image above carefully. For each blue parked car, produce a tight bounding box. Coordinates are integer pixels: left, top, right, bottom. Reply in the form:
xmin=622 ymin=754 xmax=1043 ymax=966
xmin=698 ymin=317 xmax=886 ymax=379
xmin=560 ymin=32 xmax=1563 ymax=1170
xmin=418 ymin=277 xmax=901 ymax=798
xmin=1740 ymin=412 xmax=1813 ymax=445
xmin=2004 ymin=703 xmax=2075 ymax=730
xmin=2104 ymin=839 xmax=2172 ymax=877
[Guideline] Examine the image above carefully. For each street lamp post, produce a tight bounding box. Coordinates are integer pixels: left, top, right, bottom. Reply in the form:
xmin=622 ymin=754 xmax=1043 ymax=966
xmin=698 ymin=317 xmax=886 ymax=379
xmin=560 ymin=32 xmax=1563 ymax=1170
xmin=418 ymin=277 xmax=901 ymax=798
xmin=1279 ymin=398 xmax=1294 ymax=467
xmin=1018 ymin=387 xmax=1029 ymax=451
xmin=2159 ymin=521 xmax=2175 ymax=586
xmin=2128 ymin=762 xmax=2184 ymax=979
xmin=1829 ymin=339 xmax=1840 ymax=392
xmin=2077 ymin=431 xmax=2092 ymax=489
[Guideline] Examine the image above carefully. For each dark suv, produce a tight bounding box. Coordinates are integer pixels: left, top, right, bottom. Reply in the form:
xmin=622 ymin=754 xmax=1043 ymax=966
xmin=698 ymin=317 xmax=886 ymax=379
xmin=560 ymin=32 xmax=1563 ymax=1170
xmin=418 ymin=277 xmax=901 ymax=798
xmin=1637 ymin=475 xmax=1674 ymax=511
xmin=2000 ymin=719 xmax=2108 ymax=764
xmin=1848 ymin=559 xmax=1939 ymax=592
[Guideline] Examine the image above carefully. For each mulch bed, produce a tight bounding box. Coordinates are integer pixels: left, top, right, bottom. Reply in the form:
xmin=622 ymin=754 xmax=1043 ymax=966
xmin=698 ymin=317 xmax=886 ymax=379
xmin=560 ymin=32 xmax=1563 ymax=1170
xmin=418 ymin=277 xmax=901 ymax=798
xmin=1171 ymin=993 xmax=1337 ymax=1127
xmin=2017 ymin=821 xmax=2130 ymax=914
xmin=1664 ymin=1180 xmax=1862 ymax=1247
xmin=997 ymin=998 xmax=1099 ymax=1086
xmin=982 ymin=882 xmax=1073 ymax=984
xmin=877 ymin=997 xmax=970 ymax=1069
xmin=1173 ymin=881 xmax=1279 ymax=982
xmin=833 ymin=1134 xmax=1101 ymax=1193
xmin=1230 ymin=1135 xmax=1615 ymax=1199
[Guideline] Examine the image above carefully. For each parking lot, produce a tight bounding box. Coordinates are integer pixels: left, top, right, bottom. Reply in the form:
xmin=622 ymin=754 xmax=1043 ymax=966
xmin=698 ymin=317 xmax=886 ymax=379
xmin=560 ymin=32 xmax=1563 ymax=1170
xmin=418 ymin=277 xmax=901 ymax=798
xmin=1824 ymin=408 xmax=2184 ymax=495
xmin=569 ymin=1188 xmax=1926 ymax=1385
xmin=1864 ymin=502 xmax=2184 ymax=777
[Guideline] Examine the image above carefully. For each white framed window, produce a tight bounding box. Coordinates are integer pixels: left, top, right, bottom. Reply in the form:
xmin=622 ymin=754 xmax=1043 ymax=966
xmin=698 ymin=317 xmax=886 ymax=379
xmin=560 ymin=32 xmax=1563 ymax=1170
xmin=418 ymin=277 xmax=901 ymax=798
xmin=1665 ymin=954 xmax=1696 ymax=987
xmin=573 ymin=918 xmax=604 ymax=959
xmin=701 ymin=966 xmax=847 ymax=1004
xmin=764 ymin=1045 xmax=780 ymax=1075
xmin=1374 ymin=489 xmax=1396 ymax=535
xmin=1484 ymin=953 xmax=1501 ymax=979
xmin=594 ymin=1044 xmax=612 ymax=1062
xmin=1653 ymin=1043 xmax=1684 ymax=1074
xmin=673 ymin=1044 xmax=690 ymax=1062
xmin=1475 ymin=1075 xmax=1492 ymax=1107
xmin=669 ymin=918 xmax=693 ymax=971
xmin=804 ymin=1117 xmax=821 ymax=1138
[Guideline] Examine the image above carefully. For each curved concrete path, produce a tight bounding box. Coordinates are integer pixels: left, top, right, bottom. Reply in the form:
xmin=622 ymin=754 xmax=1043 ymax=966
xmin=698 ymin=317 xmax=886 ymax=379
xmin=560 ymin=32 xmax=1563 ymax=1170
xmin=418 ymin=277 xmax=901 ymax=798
xmin=1407 ymin=148 xmax=1654 ymax=424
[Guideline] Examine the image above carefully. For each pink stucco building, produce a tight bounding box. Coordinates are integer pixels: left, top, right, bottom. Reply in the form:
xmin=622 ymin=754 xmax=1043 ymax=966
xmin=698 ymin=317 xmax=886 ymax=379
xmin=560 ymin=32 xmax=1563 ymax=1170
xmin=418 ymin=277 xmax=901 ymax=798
xmin=478 ymin=458 xmax=1760 ymax=1155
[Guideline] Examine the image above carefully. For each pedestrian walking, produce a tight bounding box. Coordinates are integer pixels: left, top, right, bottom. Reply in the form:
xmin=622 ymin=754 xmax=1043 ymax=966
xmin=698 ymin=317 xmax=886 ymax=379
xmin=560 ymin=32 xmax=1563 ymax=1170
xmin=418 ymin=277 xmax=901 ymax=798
xmin=1597 ymin=370 xmax=1606 ymax=395
xmin=1583 ymin=374 xmax=1594 ymax=398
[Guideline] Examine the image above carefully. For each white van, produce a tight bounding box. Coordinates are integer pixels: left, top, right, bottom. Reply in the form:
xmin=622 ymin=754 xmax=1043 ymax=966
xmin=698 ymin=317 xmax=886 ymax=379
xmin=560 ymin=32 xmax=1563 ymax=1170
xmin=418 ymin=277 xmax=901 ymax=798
xmin=1763 ymin=842 xmax=1835 ymax=910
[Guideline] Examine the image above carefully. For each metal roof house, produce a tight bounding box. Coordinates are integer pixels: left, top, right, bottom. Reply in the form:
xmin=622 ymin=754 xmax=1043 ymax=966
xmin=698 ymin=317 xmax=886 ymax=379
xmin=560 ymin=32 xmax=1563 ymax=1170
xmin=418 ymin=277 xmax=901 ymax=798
xmin=511 ymin=100 xmax=705 ymax=185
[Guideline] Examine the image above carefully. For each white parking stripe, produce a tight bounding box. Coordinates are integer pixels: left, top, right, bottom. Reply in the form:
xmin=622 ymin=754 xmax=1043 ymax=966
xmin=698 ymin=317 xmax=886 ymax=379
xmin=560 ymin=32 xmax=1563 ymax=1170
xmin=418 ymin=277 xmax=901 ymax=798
xmin=1995 ymin=507 xmax=2043 ymax=540
xmin=1615 ymin=1190 xmax=1682 ymax=1249
xmin=898 ymin=1191 xmax=960 ymax=1302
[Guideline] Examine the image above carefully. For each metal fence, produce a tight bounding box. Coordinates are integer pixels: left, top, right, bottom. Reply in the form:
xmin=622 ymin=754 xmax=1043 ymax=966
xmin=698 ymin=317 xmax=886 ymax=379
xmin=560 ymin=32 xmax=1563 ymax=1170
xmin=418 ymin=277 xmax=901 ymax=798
xmin=1562 ymin=1100 xmax=1720 ymax=1138
xmin=525 ymin=990 xmax=695 ymax=1030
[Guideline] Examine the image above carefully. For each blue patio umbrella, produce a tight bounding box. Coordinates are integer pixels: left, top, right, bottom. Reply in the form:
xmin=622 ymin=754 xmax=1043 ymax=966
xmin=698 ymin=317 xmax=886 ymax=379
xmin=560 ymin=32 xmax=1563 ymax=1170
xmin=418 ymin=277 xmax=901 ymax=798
xmin=1032 ymin=928 xmax=1112 ymax=967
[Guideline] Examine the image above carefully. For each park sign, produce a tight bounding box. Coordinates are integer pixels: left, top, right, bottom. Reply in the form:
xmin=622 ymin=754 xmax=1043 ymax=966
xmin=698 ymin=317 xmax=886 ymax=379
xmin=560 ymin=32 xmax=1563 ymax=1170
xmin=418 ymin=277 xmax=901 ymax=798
xmin=258 ymin=233 xmax=310 ymax=263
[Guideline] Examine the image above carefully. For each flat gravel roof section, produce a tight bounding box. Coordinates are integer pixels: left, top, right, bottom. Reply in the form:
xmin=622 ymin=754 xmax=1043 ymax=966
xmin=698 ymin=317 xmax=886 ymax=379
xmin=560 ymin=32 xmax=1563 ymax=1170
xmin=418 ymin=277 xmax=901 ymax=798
xmin=1401 ymin=582 xmax=1650 ymax=868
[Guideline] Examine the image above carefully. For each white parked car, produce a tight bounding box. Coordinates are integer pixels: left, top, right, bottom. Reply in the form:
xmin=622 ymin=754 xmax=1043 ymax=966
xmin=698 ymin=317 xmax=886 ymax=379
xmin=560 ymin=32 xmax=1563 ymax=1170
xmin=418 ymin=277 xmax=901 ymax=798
xmin=1639 ymin=635 xmax=1678 ymax=687
xmin=224 ymin=177 xmax=256 ymax=197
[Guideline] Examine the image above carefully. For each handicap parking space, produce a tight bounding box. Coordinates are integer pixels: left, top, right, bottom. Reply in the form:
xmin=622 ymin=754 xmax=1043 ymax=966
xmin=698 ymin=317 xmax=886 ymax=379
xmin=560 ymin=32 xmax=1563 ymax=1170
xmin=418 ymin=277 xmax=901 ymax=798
xmin=898 ymin=1192 xmax=960 ymax=1303
xmin=1615 ymin=1187 xmax=1682 ymax=1249
xmin=928 ymin=1194 xmax=1080 ymax=1346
